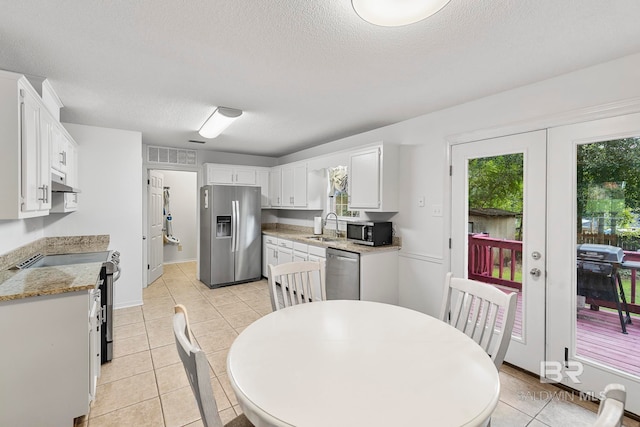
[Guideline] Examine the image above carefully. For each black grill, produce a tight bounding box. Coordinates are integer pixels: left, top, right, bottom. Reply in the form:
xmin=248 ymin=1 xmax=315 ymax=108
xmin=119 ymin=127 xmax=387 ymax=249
xmin=576 ymin=244 xmax=632 ymax=334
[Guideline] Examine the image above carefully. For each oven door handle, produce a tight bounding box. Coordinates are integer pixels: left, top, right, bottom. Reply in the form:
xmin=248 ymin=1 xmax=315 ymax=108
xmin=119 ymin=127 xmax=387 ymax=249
xmin=113 ymin=265 xmax=122 ymax=282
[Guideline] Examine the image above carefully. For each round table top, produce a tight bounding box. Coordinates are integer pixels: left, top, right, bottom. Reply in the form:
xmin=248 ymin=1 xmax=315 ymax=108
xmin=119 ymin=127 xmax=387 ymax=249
xmin=227 ymin=300 xmax=500 ymax=427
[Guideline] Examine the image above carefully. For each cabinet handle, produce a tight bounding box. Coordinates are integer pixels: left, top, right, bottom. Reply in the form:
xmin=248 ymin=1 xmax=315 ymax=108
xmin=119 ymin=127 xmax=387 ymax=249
xmin=290 ymin=196 xmax=294 ymax=204
xmin=38 ymin=185 xmax=48 ymax=203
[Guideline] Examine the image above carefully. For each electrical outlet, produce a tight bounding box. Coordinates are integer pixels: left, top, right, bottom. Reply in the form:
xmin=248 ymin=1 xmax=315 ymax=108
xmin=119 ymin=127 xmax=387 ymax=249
xmin=178 ymin=244 xmax=183 ymax=252
xmin=432 ymin=204 xmax=443 ymax=217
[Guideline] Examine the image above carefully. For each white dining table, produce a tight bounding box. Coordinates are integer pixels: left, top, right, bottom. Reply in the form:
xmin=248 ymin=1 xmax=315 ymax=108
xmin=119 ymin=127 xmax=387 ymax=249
xmin=227 ymin=300 xmax=500 ymax=427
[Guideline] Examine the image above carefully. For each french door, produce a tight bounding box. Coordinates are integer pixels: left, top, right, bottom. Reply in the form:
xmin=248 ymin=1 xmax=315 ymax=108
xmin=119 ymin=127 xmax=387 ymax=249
xmin=547 ymin=112 xmax=640 ymax=414
xmin=451 ymin=130 xmax=547 ymax=373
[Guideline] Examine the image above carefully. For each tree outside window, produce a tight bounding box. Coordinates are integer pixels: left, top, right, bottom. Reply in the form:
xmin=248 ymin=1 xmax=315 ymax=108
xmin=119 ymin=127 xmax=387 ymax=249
xmin=328 ymin=166 xmax=360 ymax=219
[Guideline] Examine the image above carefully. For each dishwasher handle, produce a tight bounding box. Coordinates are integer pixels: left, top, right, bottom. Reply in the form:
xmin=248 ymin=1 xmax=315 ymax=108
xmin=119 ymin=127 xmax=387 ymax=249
xmin=329 ymin=254 xmax=359 ymax=262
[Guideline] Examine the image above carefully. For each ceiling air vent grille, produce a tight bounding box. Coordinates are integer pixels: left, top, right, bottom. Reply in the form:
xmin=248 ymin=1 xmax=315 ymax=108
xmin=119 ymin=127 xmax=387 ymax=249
xmin=147 ymin=146 xmax=197 ymax=166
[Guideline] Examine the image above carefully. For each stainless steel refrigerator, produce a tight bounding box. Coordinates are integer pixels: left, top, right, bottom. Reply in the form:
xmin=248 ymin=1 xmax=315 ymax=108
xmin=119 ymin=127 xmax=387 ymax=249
xmin=200 ymin=185 xmax=262 ymax=288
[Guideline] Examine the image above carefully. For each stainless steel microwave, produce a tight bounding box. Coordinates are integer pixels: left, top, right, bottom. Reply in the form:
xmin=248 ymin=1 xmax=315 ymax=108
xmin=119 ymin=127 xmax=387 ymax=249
xmin=346 ymin=221 xmax=393 ymax=246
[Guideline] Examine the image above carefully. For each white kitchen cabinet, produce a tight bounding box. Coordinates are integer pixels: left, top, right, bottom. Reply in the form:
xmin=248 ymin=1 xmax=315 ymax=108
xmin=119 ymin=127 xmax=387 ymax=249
xmin=269 ymin=167 xmax=282 ymax=207
xmin=348 ymin=143 xmax=399 ymax=212
xmin=307 ymin=245 xmax=327 ymax=301
xmin=256 ymin=168 xmax=270 ymax=207
xmin=50 ymin=192 xmax=78 ymax=213
xmin=0 ymin=72 xmax=52 ymax=219
xmin=50 ymin=125 xmax=79 ymax=187
xmin=263 ymin=235 xmax=278 ymax=277
xmin=0 ymin=291 xmax=91 ymax=426
xmin=281 ymin=163 xmax=308 ymax=207
xmin=360 ymin=250 xmax=399 ymax=304
xmin=277 ymin=238 xmax=294 ymax=264
xmin=293 ymin=241 xmax=308 ymax=262
xmin=204 ymin=163 xmax=257 ymax=185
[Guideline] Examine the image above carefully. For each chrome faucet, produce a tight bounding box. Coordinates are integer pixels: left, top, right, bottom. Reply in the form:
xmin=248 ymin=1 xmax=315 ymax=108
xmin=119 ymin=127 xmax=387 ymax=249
xmin=324 ymin=212 xmax=339 ymax=238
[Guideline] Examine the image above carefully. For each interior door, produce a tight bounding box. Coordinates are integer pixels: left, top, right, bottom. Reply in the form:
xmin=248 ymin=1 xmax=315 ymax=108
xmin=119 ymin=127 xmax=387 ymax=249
xmin=547 ymin=112 xmax=640 ymax=414
xmin=451 ymin=130 xmax=547 ymax=373
xmin=148 ymin=170 xmax=164 ymax=284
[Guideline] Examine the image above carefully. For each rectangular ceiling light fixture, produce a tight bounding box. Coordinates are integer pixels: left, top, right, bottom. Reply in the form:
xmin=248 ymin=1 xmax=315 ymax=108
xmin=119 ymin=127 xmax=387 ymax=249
xmin=198 ymin=106 xmax=243 ymax=139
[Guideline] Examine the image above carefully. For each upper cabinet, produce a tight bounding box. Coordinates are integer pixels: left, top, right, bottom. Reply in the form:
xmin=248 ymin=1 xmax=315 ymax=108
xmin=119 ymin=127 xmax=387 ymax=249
xmin=271 ymin=162 xmax=323 ymax=210
xmin=269 ymin=167 xmax=282 ymax=207
xmin=204 ymin=164 xmax=256 ymax=185
xmin=0 ymin=73 xmax=51 ymax=219
xmin=281 ymin=163 xmax=307 ymax=208
xmin=0 ymin=71 xmax=79 ymax=219
xmin=348 ymin=143 xmax=399 ymax=212
xmin=51 ymin=126 xmax=78 ymax=180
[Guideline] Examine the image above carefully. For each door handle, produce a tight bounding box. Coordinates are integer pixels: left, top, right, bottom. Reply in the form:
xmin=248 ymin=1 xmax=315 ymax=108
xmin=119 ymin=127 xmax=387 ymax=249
xmin=530 ymin=268 xmax=542 ymax=278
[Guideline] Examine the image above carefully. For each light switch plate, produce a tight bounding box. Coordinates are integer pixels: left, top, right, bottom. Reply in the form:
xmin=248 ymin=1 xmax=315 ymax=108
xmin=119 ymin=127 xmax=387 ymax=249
xmin=418 ymin=196 xmax=425 ymax=207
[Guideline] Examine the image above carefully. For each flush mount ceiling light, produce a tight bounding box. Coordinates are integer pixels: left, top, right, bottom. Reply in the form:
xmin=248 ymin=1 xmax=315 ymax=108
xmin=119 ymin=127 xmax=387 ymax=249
xmin=198 ymin=107 xmax=243 ymax=139
xmin=352 ymin=0 xmax=451 ymax=27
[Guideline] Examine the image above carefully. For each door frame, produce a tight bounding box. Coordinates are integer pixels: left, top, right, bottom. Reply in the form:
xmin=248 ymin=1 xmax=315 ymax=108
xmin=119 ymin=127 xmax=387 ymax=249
xmin=444 ymin=98 xmax=640 ymax=290
xmin=547 ymin=112 xmax=640 ymax=415
xmin=142 ymin=162 xmax=201 ymax=288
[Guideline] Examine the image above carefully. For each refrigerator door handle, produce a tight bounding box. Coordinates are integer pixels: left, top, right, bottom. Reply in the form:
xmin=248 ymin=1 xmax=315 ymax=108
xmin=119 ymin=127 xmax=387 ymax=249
xmin=231 ymin=200 xmax=237 ymax=253
xmin=234 ymin=200 xmax=240 ymax=253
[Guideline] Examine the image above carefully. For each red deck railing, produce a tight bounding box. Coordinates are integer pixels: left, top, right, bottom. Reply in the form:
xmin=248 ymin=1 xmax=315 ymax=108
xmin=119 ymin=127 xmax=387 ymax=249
xmin=467 ymin=233 xmax=640 ymax=314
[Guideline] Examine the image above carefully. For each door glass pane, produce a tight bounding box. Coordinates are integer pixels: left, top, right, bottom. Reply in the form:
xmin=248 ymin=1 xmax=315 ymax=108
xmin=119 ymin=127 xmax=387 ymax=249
xmin=576 ymin=137 xmax=640 ymax=377
xmin=467 ymin=153 xmax=524 ymax=338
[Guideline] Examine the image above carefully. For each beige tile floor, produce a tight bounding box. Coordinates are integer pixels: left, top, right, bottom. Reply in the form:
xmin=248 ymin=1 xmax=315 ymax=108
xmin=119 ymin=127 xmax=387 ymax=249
xmin=77 ymin=261 xmax=638 ymax=427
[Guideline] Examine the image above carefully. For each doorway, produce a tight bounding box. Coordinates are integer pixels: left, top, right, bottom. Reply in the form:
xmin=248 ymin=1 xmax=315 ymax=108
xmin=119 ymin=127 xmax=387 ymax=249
xmin=451 ymin=130 xmax=546 ymax=374
xmin=547 ymin=112 xmax=640 ymax=414
xmin=146 ymin=169 xmax=198 ymax=285
xmin=451 ymin=113 xmax=640 ymax=414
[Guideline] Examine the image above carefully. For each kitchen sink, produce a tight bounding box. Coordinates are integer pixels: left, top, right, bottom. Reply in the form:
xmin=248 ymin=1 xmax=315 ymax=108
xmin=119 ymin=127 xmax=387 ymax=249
xmin=306 ymin=236 xmax=337 ymax=242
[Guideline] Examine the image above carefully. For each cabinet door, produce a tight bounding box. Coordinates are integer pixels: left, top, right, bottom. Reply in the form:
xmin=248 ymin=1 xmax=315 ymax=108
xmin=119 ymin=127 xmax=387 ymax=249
xmin=293 ymin=164 xmax=307 ymax=207
xmin=266 ymin=244 xmax=278 ymax=269
xmin=281 ymin=167 xmax=294 ymax=207
xmin=65 ymin=138 xmax=78 ymax=187
xmin=277 ymin=247 xmax=293 ymax=265
xmin=206 ymin=165 xmax=234 ymax=184
xmin=293 ymin=250 xmax=307 ymax=262
xmin=307 ymin=254 xmax=326 ymax=301
xmin=349 ymin=147 xmax=380 ymax=209
xmin=256 ymin=170 xmax=270 ymax=207
xmin=21 ymin=90 xmax=50 ymax=212
xmin=234 ymin=168 xmax=256 ymax=185
xmin=269 ymin=168 xmax=282 ymax=206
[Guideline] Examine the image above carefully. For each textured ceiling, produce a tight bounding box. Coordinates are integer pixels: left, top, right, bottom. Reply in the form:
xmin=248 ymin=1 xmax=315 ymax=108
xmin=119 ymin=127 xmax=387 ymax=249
xmin=1 ymin=1 xmax=640 ymax=157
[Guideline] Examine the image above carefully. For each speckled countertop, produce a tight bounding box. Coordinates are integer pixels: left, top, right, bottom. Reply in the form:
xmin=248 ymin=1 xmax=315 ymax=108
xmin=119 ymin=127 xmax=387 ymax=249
xmin=0 ymin=235 xmax=110 ymax=302
xmin=262 ymin=224 xmax=401 ymax=254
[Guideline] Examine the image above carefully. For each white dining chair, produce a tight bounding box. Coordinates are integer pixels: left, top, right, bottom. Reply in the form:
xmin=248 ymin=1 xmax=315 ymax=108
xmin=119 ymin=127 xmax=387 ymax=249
xmin=439 ymin=272 xmax=517 ymax=369
xmin=268 ymin=260 xmax=326 ymax=311
xmin=173 ymin=304 xmax=254 ymax=427
xmin=593 ymin=383 xmax=626 ymax=427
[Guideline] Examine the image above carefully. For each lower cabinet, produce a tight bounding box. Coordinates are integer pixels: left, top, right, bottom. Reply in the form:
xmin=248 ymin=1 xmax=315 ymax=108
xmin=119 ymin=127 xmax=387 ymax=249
xmin=360 ymin=250 xmax=399 ymax=304
xmin=0 ymin=291 xmax=91 ymax=426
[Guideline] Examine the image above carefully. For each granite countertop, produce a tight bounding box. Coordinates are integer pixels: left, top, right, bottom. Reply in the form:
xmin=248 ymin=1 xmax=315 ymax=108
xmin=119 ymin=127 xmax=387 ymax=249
xmin=262 ymin=227 xmax=401 ymax=254
xmin=0 ymin=235 xmax=109 ymax=302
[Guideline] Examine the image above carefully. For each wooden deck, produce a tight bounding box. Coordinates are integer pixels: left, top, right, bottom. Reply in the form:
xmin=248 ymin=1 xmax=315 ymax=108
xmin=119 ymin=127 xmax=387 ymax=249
xmin=504 ymin=288 xmax=640 ymax=377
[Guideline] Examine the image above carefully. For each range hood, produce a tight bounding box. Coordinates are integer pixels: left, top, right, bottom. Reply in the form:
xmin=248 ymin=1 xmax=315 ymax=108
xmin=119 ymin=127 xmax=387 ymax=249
xmin=51 ymin=169 xmax=80 ymax=193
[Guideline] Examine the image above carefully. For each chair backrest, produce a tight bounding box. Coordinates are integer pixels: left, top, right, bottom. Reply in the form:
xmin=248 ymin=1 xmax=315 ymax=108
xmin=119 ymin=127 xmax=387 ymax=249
xmin=268 ymin=260 xmax=326 ymax=311
xmin=439 ymin=272 xmax=517 ymax=369
xmin=594 ymin=384 xmax=626 ymax=427
xmin=173 ymin=304 xmax=224 ymax=427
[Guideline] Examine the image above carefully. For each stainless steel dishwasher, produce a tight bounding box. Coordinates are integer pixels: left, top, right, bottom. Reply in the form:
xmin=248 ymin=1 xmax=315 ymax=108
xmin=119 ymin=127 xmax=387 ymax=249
xmin=326 ymin=248 xmax=360 ymax=300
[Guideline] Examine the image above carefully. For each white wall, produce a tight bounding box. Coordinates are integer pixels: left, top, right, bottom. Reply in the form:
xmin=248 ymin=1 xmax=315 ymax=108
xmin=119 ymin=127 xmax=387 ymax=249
xmin=277 ymin=52 xmax=640 ymax=316
xmin=0 ymin=217 xmax=44 ymax=255
xmin=161 ymin=170 xmax=197 ymax=263
xmin=44 ymin=124 xmax=143 ymax=309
